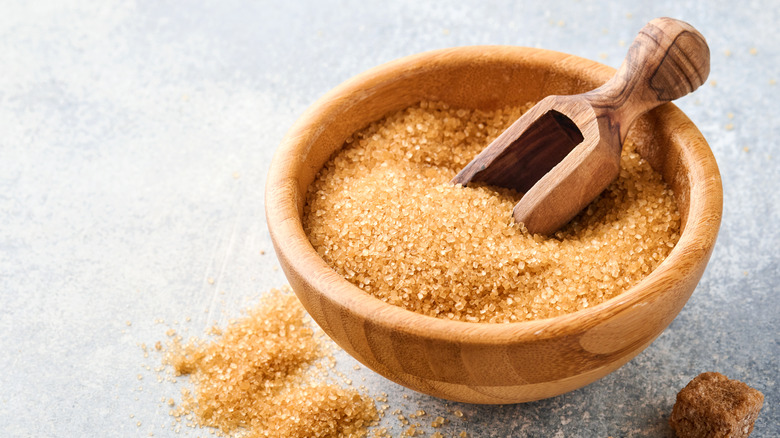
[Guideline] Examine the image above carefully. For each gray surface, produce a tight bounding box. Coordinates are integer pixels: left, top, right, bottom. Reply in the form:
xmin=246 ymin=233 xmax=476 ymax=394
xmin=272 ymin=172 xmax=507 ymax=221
xmin=0 ymin=1 xmax=777 ymax=437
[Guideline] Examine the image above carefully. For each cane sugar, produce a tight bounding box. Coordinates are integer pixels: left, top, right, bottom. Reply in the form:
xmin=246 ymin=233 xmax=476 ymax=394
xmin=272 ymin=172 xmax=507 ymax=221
xmin=303 ymin=101 xmax=680 ymax=323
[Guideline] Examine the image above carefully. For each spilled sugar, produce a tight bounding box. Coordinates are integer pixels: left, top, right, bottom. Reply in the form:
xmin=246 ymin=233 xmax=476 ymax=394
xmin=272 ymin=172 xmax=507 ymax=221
xmin=163 ymin=288 xmax=379 ymax=437
xmin=303 ymin=101 xmax=681 ymax=322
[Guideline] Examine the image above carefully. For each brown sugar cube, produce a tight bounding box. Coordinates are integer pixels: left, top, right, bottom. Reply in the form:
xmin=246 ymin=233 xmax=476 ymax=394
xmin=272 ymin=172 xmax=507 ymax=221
xmin=670 ymin=372 xmax=764 ymax=438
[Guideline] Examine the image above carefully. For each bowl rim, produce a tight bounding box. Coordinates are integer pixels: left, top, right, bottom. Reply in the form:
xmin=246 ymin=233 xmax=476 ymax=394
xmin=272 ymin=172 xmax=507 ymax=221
xmin=266 ymin=45 xmax=723 ymax=345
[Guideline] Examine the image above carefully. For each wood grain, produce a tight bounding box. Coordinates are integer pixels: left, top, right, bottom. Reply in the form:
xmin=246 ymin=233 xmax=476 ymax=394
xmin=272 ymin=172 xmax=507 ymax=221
xmin=265 ymin=45 xmax=722 ymax=403
xmin=452 ymin=18 xmax=710 ymax=235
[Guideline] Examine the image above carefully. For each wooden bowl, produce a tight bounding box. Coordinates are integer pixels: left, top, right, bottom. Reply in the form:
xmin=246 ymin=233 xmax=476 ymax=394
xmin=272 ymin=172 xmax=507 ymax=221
xmin=265 ymin=46 xmax=722 ymax=404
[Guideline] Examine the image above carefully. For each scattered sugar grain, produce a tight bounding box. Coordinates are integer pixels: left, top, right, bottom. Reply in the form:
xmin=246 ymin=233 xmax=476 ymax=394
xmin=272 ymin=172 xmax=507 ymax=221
xmin=431 ymin=416 xmax=448 ymax=428
xmin=304 ymin=101 xmax=680 ymax=322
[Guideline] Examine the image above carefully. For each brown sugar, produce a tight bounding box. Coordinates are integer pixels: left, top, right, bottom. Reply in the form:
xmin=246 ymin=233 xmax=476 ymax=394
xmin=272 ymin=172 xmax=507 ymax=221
xmin=670 ymin=372 xmax=764 ymax=438
xmin=164 ymin=288 xmax=378 ymax=437
xmin=303 ymin=101 xmax=680 ymax=322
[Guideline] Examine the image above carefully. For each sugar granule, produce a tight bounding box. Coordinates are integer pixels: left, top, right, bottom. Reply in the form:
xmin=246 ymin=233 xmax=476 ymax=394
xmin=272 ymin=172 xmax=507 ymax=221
xmin=164 ymin=288 xmax=378 ymax=437
xmin=304 ymin=101 xmax=680 ymax=322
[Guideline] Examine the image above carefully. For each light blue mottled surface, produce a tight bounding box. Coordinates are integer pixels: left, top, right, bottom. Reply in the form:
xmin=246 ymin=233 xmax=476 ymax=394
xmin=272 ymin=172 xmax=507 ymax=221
xmin=0 ymin=1 xmax=777 ymax=436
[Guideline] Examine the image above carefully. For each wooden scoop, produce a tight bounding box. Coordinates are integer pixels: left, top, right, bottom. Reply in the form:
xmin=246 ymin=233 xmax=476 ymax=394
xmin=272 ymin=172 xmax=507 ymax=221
xmin=452 ymin=17 xmax=710 ymax=235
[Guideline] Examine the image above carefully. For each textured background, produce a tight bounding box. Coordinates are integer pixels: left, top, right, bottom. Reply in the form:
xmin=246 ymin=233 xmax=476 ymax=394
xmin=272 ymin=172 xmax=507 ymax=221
xmin=1 ymin=1 xmax=777 ymax=437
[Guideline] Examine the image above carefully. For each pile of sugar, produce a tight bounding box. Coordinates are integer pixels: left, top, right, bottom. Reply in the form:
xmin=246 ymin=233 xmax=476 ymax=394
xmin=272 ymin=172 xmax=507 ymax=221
xmin=164 ymin=288 xmax=378 ymax=437
xmin=304 ymin=101 xmax=681 ymax=323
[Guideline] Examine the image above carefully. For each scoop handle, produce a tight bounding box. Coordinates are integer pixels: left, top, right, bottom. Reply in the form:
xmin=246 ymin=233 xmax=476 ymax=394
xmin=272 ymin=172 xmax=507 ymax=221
xmin=587 ymin=17 xmax=710 ymax=142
